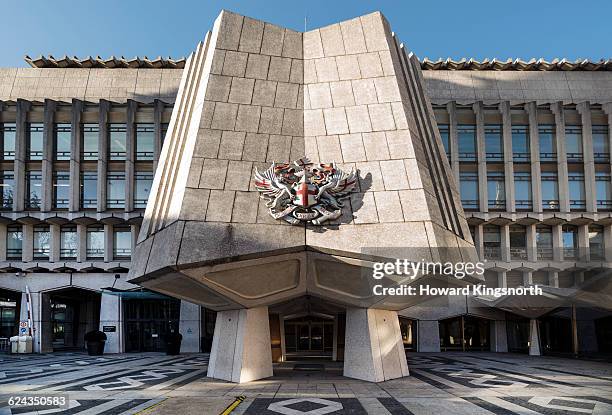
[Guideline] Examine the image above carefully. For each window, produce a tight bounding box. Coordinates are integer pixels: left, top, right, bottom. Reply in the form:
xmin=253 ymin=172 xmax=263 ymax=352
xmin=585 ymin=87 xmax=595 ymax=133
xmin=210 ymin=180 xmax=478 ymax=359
xmin=1 ymin=123 xmax=16 ymax=160
xmin=459 ymin=171 xmax=478 ymax=210
xmin=485 ymin=125 xmax=503 ymax=161
xmin=514 ymin=171 xmax=532 ymax=210
xmin=6 ymin=225 xmax=22 ymax=260
xmin=562 ymin=225 xmax=578 ymax=260
xmin=536 ymin=225 xmax=553 ymax=260
xmin=568 ymin=171 xmax=586 ymax=210
xmin=0 ymin=170 xmax=14 ymax=210
xmin=565 ymin=126 xmax=583 ymax=162
xmin=596 ymin=172 xmax=612 ymax=210
xmin=26 ymin=170 xmax=42 ymax=209
xmin=53 ymin=171 xmax=70 ymax=209
xmin=541 ymin=171 xmax=559 ymax=210
xmin=457 ymin=125 xmax=476 ymax=161
xmin=113 ymin=227 xmax=131 ymax=260
xmin=60 ymin=226 xmax=77 ymax=260
xmin=54 ymin=123 xmax=71 ymax=161
xmin=109 ymin=124 xmax=127 ymax=160
xmin=509 ymin=225 xmax=527 ymax=260
xmin=86 ymin=226 xmax=104 ymax=259
xmin=539 ymin=125 xmax=556 ymax=161
xmin=80 ymin=172 xmax=97 ymax=209
xmin=437 ymin=124 xmax=450 ymax=160
xmin=512 ymin=126 xmax=530 ymax=162
xmin=28 ymin=123 xmax=44 ymax=161
xmin=33 ymin=225 xmax=50 ymax=260
xmin=593 ymin=125 xmax=610 ymax=163
xmin=135 ymin=172 xmax=153 ymax=209
xmin=107 ymin=172 xmax=125 ymax=208
xmin=589 ymin=225 xmax=604 ymax=260
xmin=136 ymin=124 xmax=154 ymax=161
xmin=483 ymin=226 xmax=501 ymax=260
xmin=487 ymin=171 xmax=505 ymax=209
xmin=82 ymin=124 xmax=99 ymax=160
xmin=161 ymin=123 xmax=169 ymax=147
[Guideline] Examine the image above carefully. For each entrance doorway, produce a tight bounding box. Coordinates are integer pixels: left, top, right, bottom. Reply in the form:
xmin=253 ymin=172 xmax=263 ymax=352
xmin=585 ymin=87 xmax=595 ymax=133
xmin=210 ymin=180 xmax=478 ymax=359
xmin=123 ymin=297 xmax=180 ymax=352
xmin=399 ymin=317 xmax=417 ymax=351
xmin=439 ymin=315 xmax=491 ymax=351
xmin=506 ymin=313 xmax=530 ymax=353
xmin=0 ymin=289 xmax=20 ymax=352
xmin=284 ymin=316 xmax=334 ymax=359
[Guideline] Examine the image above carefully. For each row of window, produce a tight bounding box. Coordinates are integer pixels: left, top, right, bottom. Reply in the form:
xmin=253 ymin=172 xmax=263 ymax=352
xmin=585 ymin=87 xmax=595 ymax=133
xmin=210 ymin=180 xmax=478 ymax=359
xmin=474 ymin=224 xmax=604 ymax=262
xmin=0 ymin=123 xmax=165 ymax=162
xmin=0 ymin=170 xmax=152 ymax=210
xmin=6 ymin=225 xmax=131 ymax=261
xmin=438 ymin=124 xmax=610 ymax=163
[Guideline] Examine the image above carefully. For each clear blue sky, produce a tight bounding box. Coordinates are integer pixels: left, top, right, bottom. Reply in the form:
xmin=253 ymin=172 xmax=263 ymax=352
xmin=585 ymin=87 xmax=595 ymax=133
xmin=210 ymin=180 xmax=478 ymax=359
xmin=1 ymin=0 xmax=609 ymax=67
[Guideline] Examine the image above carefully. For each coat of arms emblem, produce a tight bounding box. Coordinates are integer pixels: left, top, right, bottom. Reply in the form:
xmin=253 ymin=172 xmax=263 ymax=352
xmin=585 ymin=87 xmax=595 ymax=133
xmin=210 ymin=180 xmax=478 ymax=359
xmin=254 ymin=158 xmax=358 ymax=225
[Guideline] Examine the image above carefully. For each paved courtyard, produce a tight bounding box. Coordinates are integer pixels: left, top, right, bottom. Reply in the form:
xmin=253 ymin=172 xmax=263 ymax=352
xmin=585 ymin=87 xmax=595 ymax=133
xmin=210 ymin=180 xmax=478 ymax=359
xmin=0 ymin=352 xmax=611 ymax=414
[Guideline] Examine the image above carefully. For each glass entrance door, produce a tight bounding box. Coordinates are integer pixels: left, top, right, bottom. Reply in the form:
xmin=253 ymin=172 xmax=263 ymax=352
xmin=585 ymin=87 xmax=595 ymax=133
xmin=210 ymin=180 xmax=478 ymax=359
xmin=284 ymin=317 xmax=333 ymax=357
xmin=123 ymin=298 xmax=180 ymax=352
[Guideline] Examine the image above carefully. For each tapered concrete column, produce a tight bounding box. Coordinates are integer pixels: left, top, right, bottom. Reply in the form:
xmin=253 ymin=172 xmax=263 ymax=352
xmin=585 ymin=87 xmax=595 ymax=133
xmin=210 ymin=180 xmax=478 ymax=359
xmin=179 ymin=300 xmax=201 ymax=352
xmin=500 ymin=101 xmax=515 ymax=212
xmin=523 ymin=270 xmax=533 ymax=286
xmin=344 ymin=308 xmax=409 ymax=382
xmin=417 ymin=320 xmax=440 ymax=352
xmin=473 ymin=223 xmax=484 ymax=259
xmin=498 ymin=271 xmax=507 ymax=289
xmin=526 ymin=102 xmax=542 ymax=212
xmin=76 ymin=224 xmax=87 ymax=262
xmin=0 ymin=223 xmax=7 ymax=262
xmin=604 ymin=224 xmax=612 ymax=261
xmin=549 ymin=271 xmax=559 ymax=288
xmin=104 ymin=224 xmax=113 ymax=262
xmin=552 ymin=224 xmax=563 ymax=261
xmin=490 ymin=320 xmax=508 ymax=352
xmin=125 ymin=100 xmax=137 ymax=212
xmin=153 ymin=99 xmax=164 ymax=171
xmin=447 ymin=102 xmax=460 ymax=182
xmin=577 ymin=224 xmax=590 ymax=262
xmin=22 ymin=224 xmax=33 ymax=262
xmin=577 ymin=102 xmax=596 ymax=212
xmin=69 ymin=99 xmax=83 ymax=212
xmin=14 ymin=99 xmax=31 ymax=212
xmin=97 ymin=100 xmax=110 ymax=212
xmin=49 ymin=224 xmax=60 ymax=262
xmin=526 ymin=223 xmax=537 ymax=261
xmin=208 ymin=306 xmax=272 ymax=383
xmin=500 ymin=224 xmax=510 ymax=262
xmin=41 ymin=99 xmax=56 ymax=212
xmin=474 ymin=102 xmax=488 ymax=212
xmin=552 ymin=102 xmax=570 ymax=212
xmin=529 ymin=319 xmax=541 ymax=356
xmin=99 ymin=292 xmax=124 ymax=353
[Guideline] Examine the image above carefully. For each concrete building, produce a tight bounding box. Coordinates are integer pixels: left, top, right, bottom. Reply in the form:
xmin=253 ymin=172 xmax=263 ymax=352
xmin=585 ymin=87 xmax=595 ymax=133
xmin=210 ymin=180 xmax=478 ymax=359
xmin=0 ymin=9 xmax=611 ymax=383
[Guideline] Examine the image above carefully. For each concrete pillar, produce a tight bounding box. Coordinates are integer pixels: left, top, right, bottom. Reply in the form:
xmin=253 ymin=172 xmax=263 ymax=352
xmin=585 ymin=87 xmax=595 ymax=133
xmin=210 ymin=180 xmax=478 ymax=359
xmin=500 ymin=224 xmax=510 ymax=262
xmin=97 ymin=100 xmax=109 ymax=212
xmin=498 ymin=271 xmax=507 ymax=289
xmin=104 ymin=224 xmax=113 ymax=262
xmin=526 ymin=102 xmax=542 ymax=212
xmin=526 ymin=223 xmax=537 ymax=262
xmin=99 ymin=292 xmax=124 ymax=353
xmin=474 ymin=223 xmax=484 ymax=259
xmin=571 ymin=304 xmax=579 ymax=356
xmin=22 ymin=224 xmax=33 ymax=262
xmin=549 ymin=271 xmax=559 ymax=288
xmin=76 ymin=224 xmax=87 ymax=262
xmin=0 ymin=223 xmax=7 ymax=262
xmin=208 ymin=306 xmax=272 ymax=383
xmin=41 ymin=99 xmax=56 ymax=212
xmin=523 ymin=270 xmax=533 ymax=286
xmin=447 ymin=102 xmax=460 ymax=183
xmin=474 ymin=102 xmax=488 ymax=212
xmin=577 ymin=224 xmax=590 ymax=262
xmin=604 ymin=104 xmax=612 ymax=207
xmin=552 ymin=224 xmax=563 ymax=261
xmin=552 ymin=102 xmax=570 ymax=212
xmin=69 ymin=99 xmax=83 ymax=212
xmin=528 ymin=319 xmax=541 ymax=356
xmin=14 ymin=99 xmax=30 ymax=212
xmin=500 ymin=101 xmax=515 ymax=211
xmin=343 ymin=308 xmax=409 ymax=382
xmin=125 ymin=100 xmax=136 ymax=212
xmin=417 ymin=320 xmax=440 ymax=352
xmin=490 ymin=320 xmax=508 ymax=352
xmin=179 ymin=300 xmax=201 ymax=353
xmin=49 ymin=224 xmax=60 ymax=262
xmin=130 ymin=224 xmax=140 ymax=256
xmin=577 ymin=102 xmax=596 ymax=212
xmin=153 ymin=99 xmax=164 ymax=171
xmin=604 ymin=224 xmax=612 ymax=261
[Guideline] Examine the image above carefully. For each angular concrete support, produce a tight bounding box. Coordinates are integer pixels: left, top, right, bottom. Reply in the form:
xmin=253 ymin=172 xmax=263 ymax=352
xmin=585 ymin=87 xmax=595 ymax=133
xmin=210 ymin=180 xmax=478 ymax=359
xmin=343 ymin=308 xmax=409 ymax=383
xmin=207 ymin=306 xmax=272 ymax=383
xmin=490 ymin=320 xmax=508 ymax=352
xmin=529 ymin=319 xmax=541 ymax=356
xmin=99 ymin=292 xmax=124 ymax=353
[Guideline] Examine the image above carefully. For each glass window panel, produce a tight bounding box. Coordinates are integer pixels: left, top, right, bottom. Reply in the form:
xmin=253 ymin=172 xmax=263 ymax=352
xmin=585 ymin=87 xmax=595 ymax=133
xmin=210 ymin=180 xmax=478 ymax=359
xmin=437 ymin=124 xmax=450 ymax=158
xmin=459 ymin=172 xmax=478 ymax=209
xmin=136 ymin=124 xmax=154 ymax=160
xmin=82 ymin=124 xmax=99 ymax=160
xmin=0 ymin=170 xmax=14 ymax=210
xmin=569 ymin=171 xmax=586 ymax=209
xmin=565 ymin=126 xmax=583 ymax=161
xmin=6 ymin=225 xmax=22 ymax=259
xmin=80 ymin=172 xmax=97 ymax=209
xmin=487 ymin=172 xmax=505 ymax=209
xmin=107 ymin=172 xmax=125 ymax=208
xmin=541 ymin=171 xmax=559 ymax=209
xmin=596 ymin=172 xmax=612 ymax=209
xmin=28 ymin=123 xmax=44 ymax=160
xmin=512 ymin=126 xmax=530 ymax=161
xmin=562 ymin=226 xmax=578 ymax=249
xmin=458 ymin=125 xmax=476 ymax=160
xmin=1 ymin=123 xmax=16 ymax=160
xmin=33 ymin=226 xmax=50 ymax=259
xmin=538 ymin=125 xmax=556 ymax=161
xmin=53 ymin=171 xmax=70 ymax=209
xmin=26 ymin=171 xmax=42 ymax=209
xmin=113 ymin=228 xmax=131 ymax=259
xmin=593 ymin=125 xmax=610 ymax=162
xmin=135 ymin=172 xmax=153 ymax=209
xmin=86 ymin=226 xmax=104 ymax=259
xmin=60 ymin=226 xmax=77 ymax=259
xmin=55 ymin=123 xmax=71 ymax=160
xmin=514 ymin=172 xmax=532 ymax=209
xmin=485 ymin=125 xmax=502 ymax=161
xmin=109 ymin=124 xmax=127 ymax=160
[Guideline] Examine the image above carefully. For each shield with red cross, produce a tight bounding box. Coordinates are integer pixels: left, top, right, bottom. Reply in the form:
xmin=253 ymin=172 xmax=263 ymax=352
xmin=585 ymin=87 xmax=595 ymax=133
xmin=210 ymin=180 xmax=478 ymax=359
xmin=293 ymin=179 xmax=318 ymax=208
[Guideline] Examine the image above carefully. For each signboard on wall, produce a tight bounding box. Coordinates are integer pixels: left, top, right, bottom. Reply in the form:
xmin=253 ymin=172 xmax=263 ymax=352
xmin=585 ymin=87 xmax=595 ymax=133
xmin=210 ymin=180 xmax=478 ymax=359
xmin=102 ymin=326 xmax=116 ymax=333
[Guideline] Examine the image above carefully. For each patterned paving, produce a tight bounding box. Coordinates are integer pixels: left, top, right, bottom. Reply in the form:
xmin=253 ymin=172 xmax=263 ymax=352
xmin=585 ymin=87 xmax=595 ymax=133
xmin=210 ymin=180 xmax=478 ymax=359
xmin=0 ymin=352 xmax=610 ymax=414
